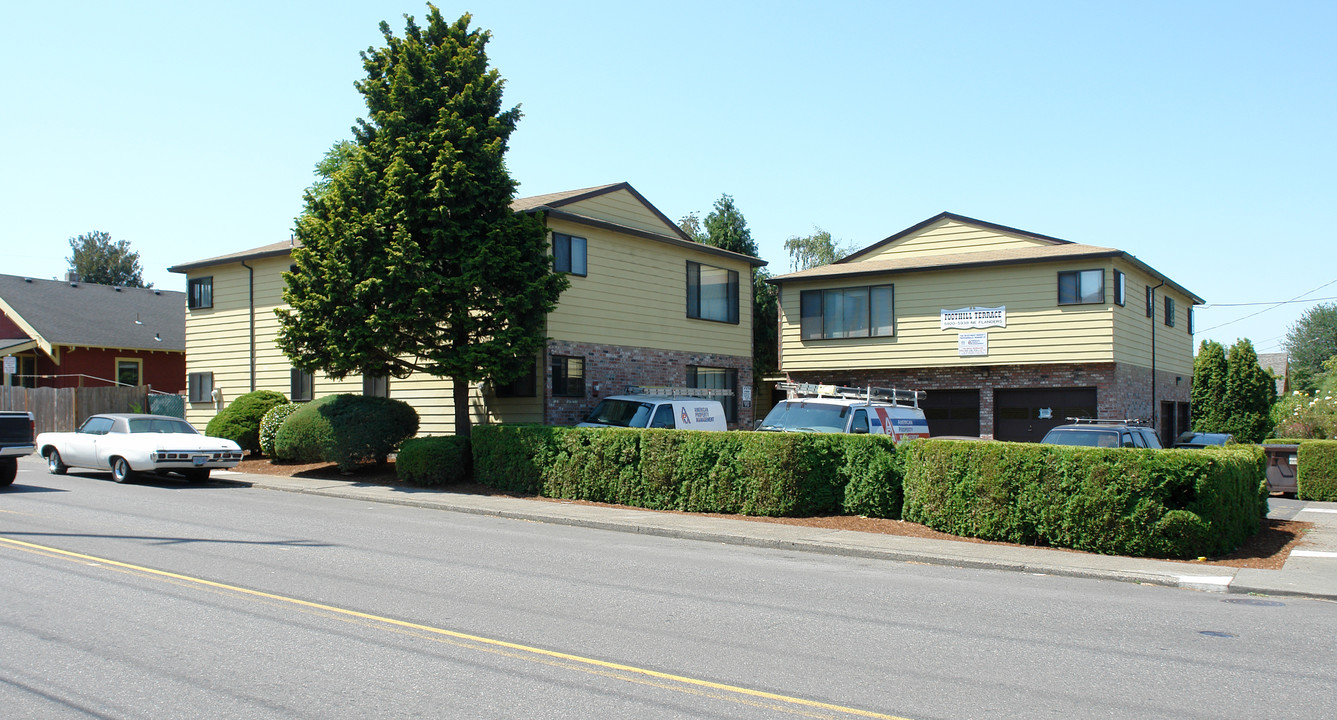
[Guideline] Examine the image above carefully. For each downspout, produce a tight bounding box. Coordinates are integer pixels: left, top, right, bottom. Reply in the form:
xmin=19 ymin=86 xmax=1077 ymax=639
xmin=240 ymin=260 xmax=256 ymax=392
xmin=1149 ymin=279 xmax=1165 ymax=431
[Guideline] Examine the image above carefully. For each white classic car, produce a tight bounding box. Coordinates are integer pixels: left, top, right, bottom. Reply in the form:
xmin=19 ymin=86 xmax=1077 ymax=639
xmin=35 ymin=413 xmax=243 ymax=483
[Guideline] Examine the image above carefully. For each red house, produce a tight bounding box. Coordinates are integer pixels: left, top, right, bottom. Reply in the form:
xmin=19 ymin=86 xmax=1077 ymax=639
xmin=0 ymin=273 xmax=185 ymax=392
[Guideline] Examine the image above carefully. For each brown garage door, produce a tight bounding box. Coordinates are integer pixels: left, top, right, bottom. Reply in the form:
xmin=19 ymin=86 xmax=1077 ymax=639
xmin=994 ymin=388 xmax=1097 ymax=443
xmin=922 ymin=389 xmax=981 ymax=437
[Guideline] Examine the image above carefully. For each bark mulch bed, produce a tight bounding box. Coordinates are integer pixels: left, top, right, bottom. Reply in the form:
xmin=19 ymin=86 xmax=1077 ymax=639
xmin=236 ymin=457 xmax=1311 ymax=571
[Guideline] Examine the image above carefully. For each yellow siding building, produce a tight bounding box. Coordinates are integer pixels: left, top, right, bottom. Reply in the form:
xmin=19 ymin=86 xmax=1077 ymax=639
xmin=169 ymin=183 xmax=762 ymax=434
xmin=770 ymin=213 xmax=1201 ymax=444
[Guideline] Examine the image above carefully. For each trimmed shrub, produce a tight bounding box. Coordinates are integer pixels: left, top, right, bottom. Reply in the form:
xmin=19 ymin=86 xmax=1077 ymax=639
xmin=1298 ymin=440 xmax=1337 ymax=502
xmin=205 ymin=390 xmax=289 ymax=453
xmin=259 ymin=402 xmax=301 ymax=457
xmin=902 ymin=440 xmax=1267 ymax=559
xmin=471 ymin=425 xmax=903 ymax=518
xmin=396 ymin=436 xmax=472 ymax=486
xmin=274 ymin=394 xmax=418 ymax=471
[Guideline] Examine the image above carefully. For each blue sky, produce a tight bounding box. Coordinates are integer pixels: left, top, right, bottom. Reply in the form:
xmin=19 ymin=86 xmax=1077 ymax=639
xmin=2 ymin=1 xmax=1332 ymax=355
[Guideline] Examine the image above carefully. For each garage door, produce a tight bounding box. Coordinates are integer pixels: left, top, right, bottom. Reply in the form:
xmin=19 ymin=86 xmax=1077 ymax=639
xmin=922 ymin=389 xmax=980 ymax=437
xmin=994 ymin=388 xmax=1097 ymax=443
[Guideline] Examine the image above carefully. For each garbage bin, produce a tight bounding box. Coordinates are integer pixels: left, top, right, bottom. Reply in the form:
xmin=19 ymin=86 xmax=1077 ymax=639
xmin=1262 ymin=444 xmax=1299 ymax=496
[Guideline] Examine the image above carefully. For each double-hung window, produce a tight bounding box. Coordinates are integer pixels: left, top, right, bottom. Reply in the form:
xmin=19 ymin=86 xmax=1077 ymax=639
xmin=187 ymin=277 xmax=213 ymax=310
xmin=553 ymin=234 xmax=587 ymax=276
xmin=1058 ymin=270 xmax=1104 ymax=305
xmin=363 ymin=374 xmax=389 ymax=398
xmin=1145 ymin=286 xmax=1155 ymax=318
xmin=1165 ymin=296 xmax=1176 ymax=327
xmin=495 ymin=364 xmax=537 ymax=398
xmin=799 ymin=285 xmax=894 ymax=340
xmin=1114 ymin=270 xmax=1126 ymax=306
xmin=686 ymin=261 xmax=739 ymax=324
xmin=551 ymin=356 xmax=585 ymax=397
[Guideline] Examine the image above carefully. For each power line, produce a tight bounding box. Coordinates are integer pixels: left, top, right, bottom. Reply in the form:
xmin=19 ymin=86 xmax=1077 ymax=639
xmin=1196 ymin=278 xmax=1337 ymax=334
xmin=1199 ymin=294 xmax=1337 ymax=308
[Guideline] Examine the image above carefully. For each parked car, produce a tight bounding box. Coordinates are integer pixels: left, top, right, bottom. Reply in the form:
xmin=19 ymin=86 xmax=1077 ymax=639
xmin=756 ymin=382 xmax=930 ymax=442
xmin=35 ymin=413 xmax=243 ymax=483
xmin=1040 ymin=418 xmax=1162 ymax=449
xmin=578 ymin=391 xmax=729 ymax=431
xmin=1173 ymin=432 xmax=1234 ymax=449
xmin=1 ymin=410 xmax=36 ymax=486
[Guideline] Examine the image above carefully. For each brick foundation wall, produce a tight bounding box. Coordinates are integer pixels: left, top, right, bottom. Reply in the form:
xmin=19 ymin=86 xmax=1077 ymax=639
xmin=786 ymin=362 xmax=1190 ymax=439
xmin=545 ymin=340 xmax=753 ymax=428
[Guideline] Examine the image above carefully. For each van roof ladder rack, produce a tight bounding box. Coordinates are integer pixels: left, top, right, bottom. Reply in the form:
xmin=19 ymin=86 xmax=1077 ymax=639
xmin=775 ymin=382 xmax=924 ymax=408
xmin=626 ymin=385 xmax=735 ymax=397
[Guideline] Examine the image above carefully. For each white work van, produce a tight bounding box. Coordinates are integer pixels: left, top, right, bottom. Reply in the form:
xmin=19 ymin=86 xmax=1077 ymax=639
xmin=756 ymin=382 xmax=929 ymax=442
xmin=577 ymin=387 xmax=730 ymax=431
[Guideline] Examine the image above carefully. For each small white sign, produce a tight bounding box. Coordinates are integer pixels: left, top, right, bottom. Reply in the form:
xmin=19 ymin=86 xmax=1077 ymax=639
xmin=2 ymin=356 xmax=15 ymax=375
xmin=941 ymin=306 xmax=1006 ymax=330
xmin=958 ymin=332 xmax=988 ymax=357
xmin=741 ymin=385 xmax=752 ymax=407
xmin=1039 ymin=408 xmax=1053 ymax=419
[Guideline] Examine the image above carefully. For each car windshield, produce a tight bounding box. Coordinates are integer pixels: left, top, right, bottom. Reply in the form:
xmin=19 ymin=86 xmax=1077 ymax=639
xmin=584 ymin=400 xmax=654 ymax=428
xmin=1042 ymin=428 xmax=1121 ymax=447
xmin=758 ymin=401 xmax=849 ymax=432
xmin=126 ymin=418 xmax=198 ymax=434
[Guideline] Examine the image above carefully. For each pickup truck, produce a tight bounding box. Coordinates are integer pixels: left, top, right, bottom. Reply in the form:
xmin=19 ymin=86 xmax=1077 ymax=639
xmin=0 ymin=410 xmax=36 ymax=486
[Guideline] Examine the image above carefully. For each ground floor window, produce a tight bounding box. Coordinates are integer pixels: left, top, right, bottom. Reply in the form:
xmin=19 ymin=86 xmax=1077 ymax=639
xmin=187 ymin=372 xmax=213 ymax=403
xmin=116 ymin=358 xmax=142 ymax=387
xmin=291 ymin=369 xmax=314 ymax=402
xmin=363 ymin=374 xmax=389 ymax=398
xmin=687 ymin=365 xmax=737 ymax=423
xmin=495 ymin=364 xmax=537 ymax=398
xmin=7 ymin=355 xmax=36 ymax=387
xmin=551 ymin=356 xmax=585 ymax=397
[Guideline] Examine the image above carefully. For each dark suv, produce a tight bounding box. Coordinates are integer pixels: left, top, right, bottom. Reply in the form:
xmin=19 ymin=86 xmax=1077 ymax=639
xmin=1039 ymin=418 xmax=1162 ymax=449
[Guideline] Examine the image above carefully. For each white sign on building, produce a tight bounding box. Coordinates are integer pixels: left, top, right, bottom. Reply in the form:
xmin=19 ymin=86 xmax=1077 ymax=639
xmin=941 ymin=306 xmax=1006 ymax=330
xmin=958 ymin=332 xmax=988 ymax=357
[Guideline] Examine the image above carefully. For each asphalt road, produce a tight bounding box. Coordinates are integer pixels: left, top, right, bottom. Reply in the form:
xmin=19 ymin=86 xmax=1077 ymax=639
xmin=2 ymin=459 xmax=1335 ymax=719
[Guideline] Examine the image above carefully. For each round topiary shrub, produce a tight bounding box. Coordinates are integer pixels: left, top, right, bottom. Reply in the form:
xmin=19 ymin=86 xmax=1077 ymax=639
xmin=205 ymin=390 xmax=289 ymax=454
xmin=259 ymin=402 xmax=301 ymax=457
xmin=396 ymin=436 xmax=472 ymax=486
xmin=274 ymin=394 xmax=419 ymax=471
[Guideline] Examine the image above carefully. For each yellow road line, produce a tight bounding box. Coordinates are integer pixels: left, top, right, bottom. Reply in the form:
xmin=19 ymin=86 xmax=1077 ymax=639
xmin=0 ymin=535 xmax=911 ymax=720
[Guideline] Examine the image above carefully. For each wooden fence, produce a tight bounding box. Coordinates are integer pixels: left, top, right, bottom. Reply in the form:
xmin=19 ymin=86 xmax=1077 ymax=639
xmin=0 ymin=385 xmax=151 ymax=435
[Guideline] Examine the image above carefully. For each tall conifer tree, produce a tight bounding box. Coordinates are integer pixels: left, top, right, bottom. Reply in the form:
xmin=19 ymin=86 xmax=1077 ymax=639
xmin=277 ymin=6 xmax=566 ymax=436
xmin=1191 ymin=340 xmax=1228 ymax=433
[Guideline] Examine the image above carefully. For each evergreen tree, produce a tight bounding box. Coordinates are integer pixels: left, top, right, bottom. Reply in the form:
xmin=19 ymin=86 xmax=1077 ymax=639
xmin=1221 ymin=338 xmax=1277 ymax=442
xmin=1191 ymin=340 xmax=1229 ymax=433
xmin=702 ymin=195 xmax=758 ymax=256
xmin=697 ymin=195 xmax=773 ymax=378
xmin=66 ymin=231 xmax=151 ymax=287
xmin=276 ymin=7 xmax=566 ymax=437
xmin=1284 ymin=303 xmax=1337 ymax=393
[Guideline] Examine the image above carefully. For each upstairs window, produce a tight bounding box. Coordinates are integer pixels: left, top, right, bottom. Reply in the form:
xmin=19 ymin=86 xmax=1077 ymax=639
xmin=1114 ymin=270 xmax=1126 ymax=306
xmin=187 ymin=277 xmax=213 ymax=309
xmin=686 ymin=261 xmax=739 ymax=324
xmin=1145 ymin=286 xmax=1155 ymax=318
xmin=1165 ymin=296 xmax=1176 ymax=327
xmin=553 ymin=234 xmax=587 ymax=276
xmin=1188 ymin=306 xmax=1193 ymax=334
xmin=799 ymin=285 xmax=894 ymax=340
xmin=1058 ymin=270 xmax=1104 ymax=305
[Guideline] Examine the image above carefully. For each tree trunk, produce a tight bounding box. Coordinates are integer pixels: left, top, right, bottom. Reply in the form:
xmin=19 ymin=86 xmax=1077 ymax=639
xmin=453 ymin=375 xmax=472 ymax=438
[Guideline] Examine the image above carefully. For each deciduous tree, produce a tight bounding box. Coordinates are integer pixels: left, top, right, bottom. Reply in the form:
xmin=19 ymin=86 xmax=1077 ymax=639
xmin=783 ymin=228 xmax=850 ymax=271
xmin=1284 ymin=303 xmax=1337 ymax=393
xmin=66 ymin=231 xmax=151 ymax=287
xmin=276 ymin=7 xmax=566 ymax=437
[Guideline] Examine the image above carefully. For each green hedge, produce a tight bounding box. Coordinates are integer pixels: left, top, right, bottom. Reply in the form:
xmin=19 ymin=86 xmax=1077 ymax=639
xmin=902 ymin=440 xmax=1267 ymax=559
xmin=396 ymin=436 xmax=472 ymax=486
xmin=258 ymin=402 xmax=301 ymax=457
xmin=1298 ymin=440 xmax=1337 ymax=502
xmin=1263 ymin=438 xmax=1307 ymax=445
xmin=471 ymin=425 xmax=903 ymax=518
xmin=205 ymin=390 xmax=289 ymax=453
xmin=274 ymin=394 xmax=419 ymax=471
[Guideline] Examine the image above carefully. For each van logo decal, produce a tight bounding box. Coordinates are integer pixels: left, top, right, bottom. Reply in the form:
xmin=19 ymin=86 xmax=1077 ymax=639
xmin=681 ymin=408 xmax=690 ymax=425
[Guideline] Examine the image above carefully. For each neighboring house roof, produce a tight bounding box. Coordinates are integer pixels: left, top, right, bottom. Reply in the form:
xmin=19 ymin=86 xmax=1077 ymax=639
xmin=1258 ymin=352 xmax=1289 ymax=394
xmin=770 ymin=213 xmax=1204 ymax=304
xmin=0 ymin=338 xmax=37 ymax=354
xmin=168 ymin=182 xmax=766 ymax=273
xmin=0 ymin=274 xmax=186 ymax=357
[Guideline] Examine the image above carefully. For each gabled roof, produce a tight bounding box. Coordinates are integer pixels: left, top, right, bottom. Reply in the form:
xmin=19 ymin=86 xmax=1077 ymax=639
xmin=0 ymin=274 xmax=185 ymax=356
xmin=838 ymin=211 xmax=1071 ymax=264
xmin=170 ymin=183 xmax=766 ymax=273
xmin=771 ymin=213 xmax=1203 ymax=304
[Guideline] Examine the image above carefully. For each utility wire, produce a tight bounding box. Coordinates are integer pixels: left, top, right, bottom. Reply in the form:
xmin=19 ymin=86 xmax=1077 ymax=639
xmin=1196 ymin=278 xmax=1337 ymax=334
xmin=1199 ymin=294 xmax=1337 ymax=308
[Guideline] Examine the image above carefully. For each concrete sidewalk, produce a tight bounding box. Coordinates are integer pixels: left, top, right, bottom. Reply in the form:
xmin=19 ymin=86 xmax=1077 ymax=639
xmin=218 ymin=469 xmax=1337 ymax=602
